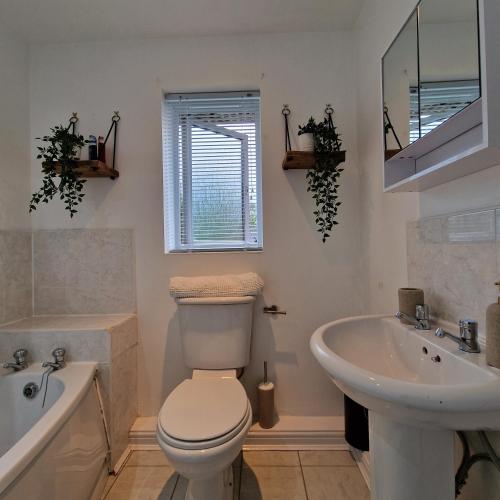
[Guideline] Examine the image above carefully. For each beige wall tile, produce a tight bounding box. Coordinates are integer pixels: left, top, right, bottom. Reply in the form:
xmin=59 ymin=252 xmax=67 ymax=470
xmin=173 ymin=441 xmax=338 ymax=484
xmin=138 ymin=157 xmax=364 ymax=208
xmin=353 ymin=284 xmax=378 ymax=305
xmin=33 ymin=229 xmax=135 ymax=315
xmin=243 ymin=451 xmax=299 ymax=467
xmin=299 ymin=450 xmax=355 ymax=467
xmin=240 ymin=466 xmax=306 ymax=500
xmin=0 ymin=230 xmax=32 ymax=325
xmin=302 ymin=466 xmax=369 ymax=500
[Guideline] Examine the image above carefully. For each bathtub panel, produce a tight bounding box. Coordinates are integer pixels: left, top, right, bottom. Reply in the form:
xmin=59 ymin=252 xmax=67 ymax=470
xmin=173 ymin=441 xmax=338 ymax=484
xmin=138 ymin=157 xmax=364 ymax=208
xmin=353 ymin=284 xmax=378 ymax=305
xmin=1 ymin=383 xmax=107 ymax=500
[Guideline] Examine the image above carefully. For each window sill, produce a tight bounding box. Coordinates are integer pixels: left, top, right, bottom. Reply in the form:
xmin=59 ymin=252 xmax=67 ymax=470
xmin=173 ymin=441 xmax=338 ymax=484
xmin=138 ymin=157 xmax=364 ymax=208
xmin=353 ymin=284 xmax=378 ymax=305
xmin=167 ymin=247 xmax=263 ymax=254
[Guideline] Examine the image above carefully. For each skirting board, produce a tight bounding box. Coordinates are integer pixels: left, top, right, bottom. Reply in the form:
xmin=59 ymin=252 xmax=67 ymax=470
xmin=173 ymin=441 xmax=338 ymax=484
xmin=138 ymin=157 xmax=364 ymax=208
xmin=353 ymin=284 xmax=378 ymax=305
xmin=129 ymin=415 xmax=348 ymax=451
xmin=350 ymin=447 xmax=370 ymax=489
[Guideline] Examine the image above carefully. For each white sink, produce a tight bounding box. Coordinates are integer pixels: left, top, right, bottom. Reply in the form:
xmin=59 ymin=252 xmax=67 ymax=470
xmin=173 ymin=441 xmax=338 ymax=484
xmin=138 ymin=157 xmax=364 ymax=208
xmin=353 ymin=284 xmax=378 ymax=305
xmin=310 ymin=314 xmax=500 ymax=500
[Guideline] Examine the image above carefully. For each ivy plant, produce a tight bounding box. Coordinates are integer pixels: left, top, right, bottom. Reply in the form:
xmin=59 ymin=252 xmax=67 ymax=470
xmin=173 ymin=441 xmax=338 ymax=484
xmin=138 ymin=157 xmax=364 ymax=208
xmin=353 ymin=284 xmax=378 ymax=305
xmin=300 ymin=116 xmax=344 ymax=242
xmin=29 ymin=125 xmax=88 ymax=218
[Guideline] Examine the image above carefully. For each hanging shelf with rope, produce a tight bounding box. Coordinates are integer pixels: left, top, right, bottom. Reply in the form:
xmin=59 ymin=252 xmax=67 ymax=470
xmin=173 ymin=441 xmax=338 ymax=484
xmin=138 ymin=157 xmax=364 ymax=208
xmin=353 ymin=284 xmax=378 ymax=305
xmin=52 ymin=112 xmax=121 ymax=179
xmin=281 ymin=104 xmax=346 ymax=170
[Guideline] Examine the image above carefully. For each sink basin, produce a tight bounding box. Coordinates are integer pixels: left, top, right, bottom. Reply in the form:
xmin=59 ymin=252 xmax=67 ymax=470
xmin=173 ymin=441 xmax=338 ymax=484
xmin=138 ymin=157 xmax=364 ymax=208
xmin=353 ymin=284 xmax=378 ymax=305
xmin=310 ymin=314 xmax=500 ymax=429
xmin=310 ymin=314 xmax=500 ymax=500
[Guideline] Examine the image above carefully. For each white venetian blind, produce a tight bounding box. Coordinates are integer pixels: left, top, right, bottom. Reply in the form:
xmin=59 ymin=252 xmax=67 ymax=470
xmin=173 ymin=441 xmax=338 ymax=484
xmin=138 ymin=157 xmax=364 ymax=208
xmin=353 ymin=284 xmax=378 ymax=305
xmin=163 ymin=91 xmax=262 ymax=252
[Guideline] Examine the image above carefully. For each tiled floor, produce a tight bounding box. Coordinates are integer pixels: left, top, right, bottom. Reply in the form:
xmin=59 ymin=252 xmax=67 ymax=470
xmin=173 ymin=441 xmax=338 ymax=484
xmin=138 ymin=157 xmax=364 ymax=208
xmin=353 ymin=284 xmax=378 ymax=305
xmin=103 ymin=450 xmax=370 ymax=500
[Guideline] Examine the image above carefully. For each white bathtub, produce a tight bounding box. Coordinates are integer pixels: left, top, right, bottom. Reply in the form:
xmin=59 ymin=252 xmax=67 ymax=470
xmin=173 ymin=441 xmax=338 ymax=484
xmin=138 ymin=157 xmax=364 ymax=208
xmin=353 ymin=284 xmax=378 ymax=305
xmin=0 ymin=363 xmax=108 ymax=499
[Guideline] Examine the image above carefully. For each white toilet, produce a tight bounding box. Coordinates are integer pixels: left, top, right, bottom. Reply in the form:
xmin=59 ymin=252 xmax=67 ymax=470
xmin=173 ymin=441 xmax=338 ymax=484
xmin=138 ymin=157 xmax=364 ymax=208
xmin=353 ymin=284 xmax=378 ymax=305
xmin=156 ymin=296 xmax=255 ymax=500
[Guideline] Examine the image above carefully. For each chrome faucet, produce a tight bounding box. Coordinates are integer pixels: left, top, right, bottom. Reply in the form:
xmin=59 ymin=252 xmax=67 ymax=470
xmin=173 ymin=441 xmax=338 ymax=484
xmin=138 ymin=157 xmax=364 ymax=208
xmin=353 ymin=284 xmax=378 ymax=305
xmin=435 ymin=319 xmax=480 ymax=353
xmin=42 ymin=348 xmax=66 ymax=370
xmin=2 ymin=349 xmax=28 ymax=371
xmin=395 ymin=304 xmax=431 ymax=330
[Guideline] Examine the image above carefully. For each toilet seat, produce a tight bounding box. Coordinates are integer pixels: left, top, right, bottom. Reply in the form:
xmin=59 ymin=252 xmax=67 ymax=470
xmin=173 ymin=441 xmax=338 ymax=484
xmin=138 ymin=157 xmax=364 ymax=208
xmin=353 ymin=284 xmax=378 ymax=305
xmin=157 ymin=377 xmax=250 ymax=451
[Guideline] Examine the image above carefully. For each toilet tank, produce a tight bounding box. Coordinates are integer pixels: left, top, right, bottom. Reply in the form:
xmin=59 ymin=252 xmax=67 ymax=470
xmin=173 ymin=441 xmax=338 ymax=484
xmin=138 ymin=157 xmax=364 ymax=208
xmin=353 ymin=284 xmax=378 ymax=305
xmin=177 ymin=296 xmax=256 ymax=369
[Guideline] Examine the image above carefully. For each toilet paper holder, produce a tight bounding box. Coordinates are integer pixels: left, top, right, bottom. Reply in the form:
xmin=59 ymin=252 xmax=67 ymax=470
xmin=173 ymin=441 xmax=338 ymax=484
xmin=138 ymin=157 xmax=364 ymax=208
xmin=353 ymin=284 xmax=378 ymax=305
xmin=263 ymin=305 xmax=287 ymax=315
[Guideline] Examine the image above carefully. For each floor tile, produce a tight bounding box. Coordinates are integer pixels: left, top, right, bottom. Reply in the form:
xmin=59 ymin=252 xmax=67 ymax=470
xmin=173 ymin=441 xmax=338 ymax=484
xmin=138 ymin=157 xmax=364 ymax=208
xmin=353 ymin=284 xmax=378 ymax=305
xmin=243 ymin=451 xmax=300 ymax=467
xmin=102 ymin=474 xmax=117 ymax=498
xmin=299 ymin=450 xmax=355 ymax=467
xmin=240 ymin=466 xmax=307 ymax=500
xmin=105 ymin=466 xmax=178 ymax=499
xmin=126 ymin=450 xmax=170 ymax=467
xmin=302 ymin=466 xmax=370 ymax=500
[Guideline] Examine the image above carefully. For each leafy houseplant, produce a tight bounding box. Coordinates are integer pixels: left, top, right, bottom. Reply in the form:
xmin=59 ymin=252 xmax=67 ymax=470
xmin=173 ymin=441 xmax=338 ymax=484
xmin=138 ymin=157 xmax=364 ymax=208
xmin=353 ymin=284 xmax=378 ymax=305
xmin=300 ymin=116 xmax=344 ymax=242
xmin=30 ymin=125 xmax=88 ymax=218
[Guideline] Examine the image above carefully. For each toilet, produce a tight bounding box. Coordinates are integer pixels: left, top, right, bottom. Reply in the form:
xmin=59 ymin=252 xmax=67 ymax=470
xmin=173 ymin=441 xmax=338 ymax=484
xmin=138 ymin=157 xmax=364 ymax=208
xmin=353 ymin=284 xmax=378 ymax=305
xmin=156 ymin=296 xmax=256 ymax=500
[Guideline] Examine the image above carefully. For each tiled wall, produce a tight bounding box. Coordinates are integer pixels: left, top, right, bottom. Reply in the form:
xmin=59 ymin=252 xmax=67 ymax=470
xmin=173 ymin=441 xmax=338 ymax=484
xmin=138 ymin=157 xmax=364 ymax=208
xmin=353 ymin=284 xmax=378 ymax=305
xmin=407 ymin=208 xmax=500 ymax=336
xmin=0 ymin=231 xmax=32 ymax=324
xmin=33 ymin=229 xmax=136 ymax=315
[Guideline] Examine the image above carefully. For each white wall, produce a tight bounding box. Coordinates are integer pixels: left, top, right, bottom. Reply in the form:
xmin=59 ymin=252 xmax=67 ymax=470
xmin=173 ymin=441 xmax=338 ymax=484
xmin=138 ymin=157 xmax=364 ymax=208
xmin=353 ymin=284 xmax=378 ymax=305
xmin=0 ymin=39 xmax=30 ymax=230
xmin=355 ymin=0 xmax=420 ymax=315
xmin=29 ymin=32 xmax=363 ymax=417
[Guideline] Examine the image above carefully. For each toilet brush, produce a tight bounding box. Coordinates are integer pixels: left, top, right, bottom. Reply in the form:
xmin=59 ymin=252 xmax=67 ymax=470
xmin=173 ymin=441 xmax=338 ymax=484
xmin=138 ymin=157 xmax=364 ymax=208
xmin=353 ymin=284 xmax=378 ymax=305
xmin=258 ymin=361 xmax=275 ymax=429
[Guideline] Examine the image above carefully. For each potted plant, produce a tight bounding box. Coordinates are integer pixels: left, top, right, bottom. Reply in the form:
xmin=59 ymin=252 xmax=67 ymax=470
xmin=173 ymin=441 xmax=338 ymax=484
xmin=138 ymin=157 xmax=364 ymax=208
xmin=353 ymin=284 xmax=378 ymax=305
xmin=299 ymin=115 xmax=345 ymax=242
xmin=297 ymin=117 xmax=316 ymax=151
xmin=29 ymin=125 xmax=88 ymax=218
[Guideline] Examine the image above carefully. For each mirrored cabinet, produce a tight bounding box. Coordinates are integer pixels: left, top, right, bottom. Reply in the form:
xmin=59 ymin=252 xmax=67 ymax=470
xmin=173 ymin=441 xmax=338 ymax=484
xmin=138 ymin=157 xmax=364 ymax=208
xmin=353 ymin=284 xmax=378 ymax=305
xmin=383 ymin=0 xmax=500 ymax=192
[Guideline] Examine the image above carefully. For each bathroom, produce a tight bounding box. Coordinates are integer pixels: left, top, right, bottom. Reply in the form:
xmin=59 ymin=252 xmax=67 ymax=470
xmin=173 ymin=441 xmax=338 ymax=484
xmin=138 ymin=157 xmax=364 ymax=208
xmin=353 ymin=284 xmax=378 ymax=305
xmin=1 ymin=0 xmax=500 ymax=498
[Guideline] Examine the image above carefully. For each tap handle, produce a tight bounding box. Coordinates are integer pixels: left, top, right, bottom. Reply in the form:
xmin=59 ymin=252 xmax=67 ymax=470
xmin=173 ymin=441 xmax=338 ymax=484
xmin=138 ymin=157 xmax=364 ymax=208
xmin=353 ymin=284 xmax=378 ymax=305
xmin=51 ymin=348 xmax=66 ymax=364
xmin=416 ymin=304 xmax=429 ymax=320
xmin=12 ymin=349 xmax=28 ymax=364
xmin=459 ymin=319 xmax=478 ymax=341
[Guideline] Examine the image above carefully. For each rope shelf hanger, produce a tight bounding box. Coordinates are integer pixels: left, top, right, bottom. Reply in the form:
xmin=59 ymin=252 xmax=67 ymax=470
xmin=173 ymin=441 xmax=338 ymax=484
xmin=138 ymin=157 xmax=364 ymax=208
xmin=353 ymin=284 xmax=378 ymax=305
xmin=57 ymin=111 xmax=121 ymax=179
xmin=281 ymin=104 xmax=346 ymax=170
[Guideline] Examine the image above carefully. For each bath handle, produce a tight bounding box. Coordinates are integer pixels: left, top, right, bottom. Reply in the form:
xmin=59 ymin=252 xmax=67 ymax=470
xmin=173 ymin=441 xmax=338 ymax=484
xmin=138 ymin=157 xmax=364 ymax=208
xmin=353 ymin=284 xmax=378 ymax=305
xmin=13 ymin=349 xmax=28 ymax=365
xmin=42 ymin=347 xmax=66 ymax=370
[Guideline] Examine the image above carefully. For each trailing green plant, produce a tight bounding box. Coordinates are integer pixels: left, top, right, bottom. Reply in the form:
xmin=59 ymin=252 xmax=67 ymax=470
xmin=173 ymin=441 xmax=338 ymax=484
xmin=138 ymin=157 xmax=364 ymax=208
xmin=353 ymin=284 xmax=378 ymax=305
xmin=300 ymin=116 xmax=344 ymax=242
xmin=29 ymin=125 xmax=88 ymax=218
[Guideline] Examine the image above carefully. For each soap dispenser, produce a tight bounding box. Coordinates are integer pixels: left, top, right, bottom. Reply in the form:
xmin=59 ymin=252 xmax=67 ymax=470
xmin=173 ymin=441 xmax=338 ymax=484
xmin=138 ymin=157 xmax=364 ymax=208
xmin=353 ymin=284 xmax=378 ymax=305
xmin=486 ymin=282 xmax=500 ymax=368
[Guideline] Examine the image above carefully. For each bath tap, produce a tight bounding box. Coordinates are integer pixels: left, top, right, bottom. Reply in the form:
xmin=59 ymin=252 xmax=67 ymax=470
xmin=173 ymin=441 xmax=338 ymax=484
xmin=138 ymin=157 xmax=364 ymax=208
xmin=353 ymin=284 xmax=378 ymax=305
xmin=435 ymin=319 xmax=480 ymax=353
xmin=395 ymin=304 xmax=431 ymax=330
xmin=2 ymin=349 xmax=28 ymax=371
xmin=42 ymin=348 xmax=66 ymax=370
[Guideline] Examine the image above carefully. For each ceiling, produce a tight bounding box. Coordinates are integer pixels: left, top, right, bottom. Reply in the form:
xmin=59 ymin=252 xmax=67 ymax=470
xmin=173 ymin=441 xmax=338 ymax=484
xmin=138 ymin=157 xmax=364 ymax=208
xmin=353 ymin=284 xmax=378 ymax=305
xmin=0 ymin=0 xmax=365 ymax=45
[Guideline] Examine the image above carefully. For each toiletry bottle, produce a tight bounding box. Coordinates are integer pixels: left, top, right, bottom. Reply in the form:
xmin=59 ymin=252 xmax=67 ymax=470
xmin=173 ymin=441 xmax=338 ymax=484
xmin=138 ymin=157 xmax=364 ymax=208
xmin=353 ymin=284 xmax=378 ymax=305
xmin=486 ymin=282 xmax=500 ymax=368
xmin=88 ymin=135 xmax=97 ymax=161
xmin=97 ymin=136 xmax=106 ymax=163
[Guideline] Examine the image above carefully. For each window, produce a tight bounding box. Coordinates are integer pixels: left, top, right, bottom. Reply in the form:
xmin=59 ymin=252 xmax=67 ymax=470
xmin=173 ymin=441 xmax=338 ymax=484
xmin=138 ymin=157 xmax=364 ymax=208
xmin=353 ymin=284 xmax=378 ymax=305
xmin=409 ymin=80 xmax=480 ymax=142
xmin=163 ymin=91 xmax=262 ymax=252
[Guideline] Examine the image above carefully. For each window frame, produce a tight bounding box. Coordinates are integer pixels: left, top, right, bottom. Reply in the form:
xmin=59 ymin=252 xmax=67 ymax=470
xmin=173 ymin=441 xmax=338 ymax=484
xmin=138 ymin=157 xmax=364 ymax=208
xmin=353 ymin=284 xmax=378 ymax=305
xmin=162 ymin=91 xmax=263 ymax=253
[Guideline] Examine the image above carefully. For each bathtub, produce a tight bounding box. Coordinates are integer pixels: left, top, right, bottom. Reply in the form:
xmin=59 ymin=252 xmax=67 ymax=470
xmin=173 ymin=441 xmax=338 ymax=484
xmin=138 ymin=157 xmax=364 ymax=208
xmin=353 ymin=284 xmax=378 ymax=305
xmin=0 ymin=363 xmax=108 ymax=499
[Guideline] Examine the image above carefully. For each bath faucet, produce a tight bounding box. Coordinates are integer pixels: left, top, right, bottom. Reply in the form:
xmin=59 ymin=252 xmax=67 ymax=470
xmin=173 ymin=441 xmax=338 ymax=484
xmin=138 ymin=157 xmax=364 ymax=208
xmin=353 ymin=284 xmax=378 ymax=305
xmin=435 ymin=320 xmax=480 ymax=353
xmin=395 ymin=304 xmax=431 ymax=330
xmin=42 ymin=348 xmax=66 ymax=370
xmin=2 ymin=349 xmax=28 ymax=371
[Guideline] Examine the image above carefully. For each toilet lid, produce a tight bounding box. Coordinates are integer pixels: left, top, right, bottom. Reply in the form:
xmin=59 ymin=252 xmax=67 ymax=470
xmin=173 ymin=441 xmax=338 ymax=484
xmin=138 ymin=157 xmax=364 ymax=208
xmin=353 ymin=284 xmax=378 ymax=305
xmin=158 ymin=378 xmax=248 ymax=442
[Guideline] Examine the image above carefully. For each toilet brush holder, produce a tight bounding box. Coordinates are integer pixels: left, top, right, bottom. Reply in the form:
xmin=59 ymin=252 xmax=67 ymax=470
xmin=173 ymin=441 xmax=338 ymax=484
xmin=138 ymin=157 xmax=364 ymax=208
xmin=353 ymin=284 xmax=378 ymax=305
xmin=258 ymin=361 xmax=275 ymax=429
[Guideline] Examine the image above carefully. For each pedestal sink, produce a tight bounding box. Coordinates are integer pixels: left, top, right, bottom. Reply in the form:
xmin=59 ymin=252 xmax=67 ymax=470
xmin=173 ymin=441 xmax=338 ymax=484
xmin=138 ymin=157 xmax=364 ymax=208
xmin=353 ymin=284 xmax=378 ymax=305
xmin=310 ymin=315 xmax=500 ymax=500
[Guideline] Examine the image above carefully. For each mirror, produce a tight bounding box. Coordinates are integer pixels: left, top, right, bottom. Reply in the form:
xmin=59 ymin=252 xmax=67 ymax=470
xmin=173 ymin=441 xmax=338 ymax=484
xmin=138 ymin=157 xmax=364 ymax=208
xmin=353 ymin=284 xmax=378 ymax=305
xmin=383 ymin=0 xmax=480 ymax=159
xmin=383 ymin=11 xmax=419 ymax=156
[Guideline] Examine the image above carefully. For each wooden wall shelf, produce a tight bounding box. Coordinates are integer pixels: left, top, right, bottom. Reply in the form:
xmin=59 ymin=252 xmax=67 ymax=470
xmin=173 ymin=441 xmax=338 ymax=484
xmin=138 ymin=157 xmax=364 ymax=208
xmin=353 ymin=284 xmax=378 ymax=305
xmin=282 ymin=150 xmax=346 ymax=170
xmin=52 ymin=160 xmax=119 ymax=179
